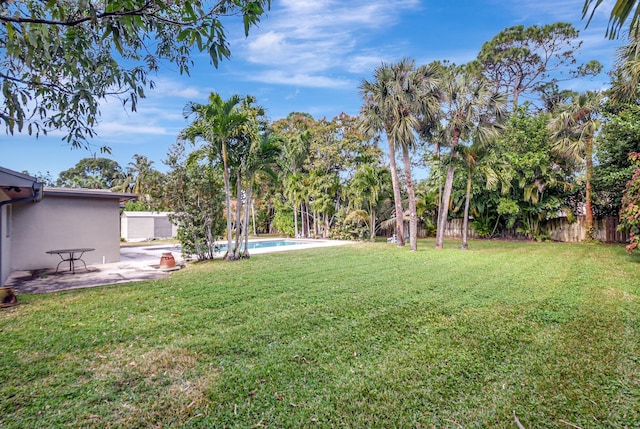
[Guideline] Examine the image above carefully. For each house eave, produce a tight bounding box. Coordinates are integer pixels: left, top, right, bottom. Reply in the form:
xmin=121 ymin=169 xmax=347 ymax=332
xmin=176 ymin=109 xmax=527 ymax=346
xmin=44 ymin=187 xmax=138 ymax=203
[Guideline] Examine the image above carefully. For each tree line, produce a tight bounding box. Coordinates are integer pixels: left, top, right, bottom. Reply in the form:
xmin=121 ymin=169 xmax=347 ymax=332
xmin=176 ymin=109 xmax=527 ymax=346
xmin=35 ymin=20 xmax=640 ymax=258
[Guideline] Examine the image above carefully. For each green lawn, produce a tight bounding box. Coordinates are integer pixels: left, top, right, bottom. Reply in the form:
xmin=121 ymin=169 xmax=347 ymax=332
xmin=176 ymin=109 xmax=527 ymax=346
xmin=1 ymin=240 xmax=639 ymax=428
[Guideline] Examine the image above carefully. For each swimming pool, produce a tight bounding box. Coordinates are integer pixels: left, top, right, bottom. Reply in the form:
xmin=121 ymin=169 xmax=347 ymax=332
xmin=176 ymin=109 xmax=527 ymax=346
xmin=146 ymin=239 xmax=306 ymax=253
xmin=217 ymin=239 xmax=305 ymax=252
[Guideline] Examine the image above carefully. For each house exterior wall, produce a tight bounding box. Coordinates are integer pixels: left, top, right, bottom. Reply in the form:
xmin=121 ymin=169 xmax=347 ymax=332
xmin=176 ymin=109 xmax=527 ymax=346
xmin=1 ymin=205 xmax=11 ymax=285
xmin=11 ymin=196 xmax=121 ymax=271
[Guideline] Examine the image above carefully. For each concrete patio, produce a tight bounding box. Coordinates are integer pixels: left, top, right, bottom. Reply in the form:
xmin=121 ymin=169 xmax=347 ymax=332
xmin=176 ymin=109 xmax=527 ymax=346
xmin=4 ymin=244 xmax=183 ymax=294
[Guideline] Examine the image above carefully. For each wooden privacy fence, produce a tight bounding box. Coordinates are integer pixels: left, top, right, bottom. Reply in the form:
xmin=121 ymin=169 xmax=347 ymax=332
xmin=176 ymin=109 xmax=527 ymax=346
xmin=545 ymin=216 xmax=628 ymax=243
xmin=395 ymin=216 xmax=628 ymax=243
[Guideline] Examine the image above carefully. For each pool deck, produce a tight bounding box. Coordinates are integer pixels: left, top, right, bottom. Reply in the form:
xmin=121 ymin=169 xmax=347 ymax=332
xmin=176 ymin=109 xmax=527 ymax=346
xmin=4 ymin=238 xmax=352 ymax=295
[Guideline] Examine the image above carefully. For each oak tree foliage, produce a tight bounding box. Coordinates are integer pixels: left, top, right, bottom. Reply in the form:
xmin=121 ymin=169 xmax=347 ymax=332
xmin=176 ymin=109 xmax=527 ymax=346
xmin=0 ymin=0 xmax=270 ymax=150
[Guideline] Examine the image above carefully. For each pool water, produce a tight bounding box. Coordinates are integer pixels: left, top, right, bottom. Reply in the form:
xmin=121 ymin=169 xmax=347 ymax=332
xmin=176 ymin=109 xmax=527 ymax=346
xmin=214 ymin=239 xmax=304 ymax=252
xmin=147 ymin=240 xmax=305 ymax=253
xmin=227 ymin=240 xmax=303 ymax=250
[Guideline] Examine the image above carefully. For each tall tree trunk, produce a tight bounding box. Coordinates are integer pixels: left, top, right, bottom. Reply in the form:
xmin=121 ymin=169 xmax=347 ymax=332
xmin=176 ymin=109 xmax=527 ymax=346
xmin=370 ymin=207 xmax=377 ymax=242
xmin=512 ymin=88 xmax=520 ymax=110
xmin=234 ymin=172 xmax=243 ymax=260
xmin=434 ymin=142 xmax=444 ymax=240
xmin=402 ymin=146 xmax=417 ymax=251
xmin=222 ymin=143 xmax=235 ymax=261
xmin=242 ymin=182 xmax=253 ymax=258
xmin=301 ymin=201 xmax=306 ymax=238
xmin=436 ymin=165 xmax=455 ymax=249
xmin=252 ymin=199 xmax=257 ymax=236
xmin=307 ymin=203 xmax=311 ymax=238
xmin=460 ymin=166 xmax=472 ymax=250
xmin=585 ymin=136 xmax=594 ymax=239
xmin=293 ymin=194 xmax=299 ymax=238
xmin=436 ymin=132 xmax=459 ymax=249
xmin=387 ymin=135 xmax=405 ymax=246
xmin=325 ymin=215 xmax=330 ymax=238
xmin=301 ymin=202 xmax=306 ymax=238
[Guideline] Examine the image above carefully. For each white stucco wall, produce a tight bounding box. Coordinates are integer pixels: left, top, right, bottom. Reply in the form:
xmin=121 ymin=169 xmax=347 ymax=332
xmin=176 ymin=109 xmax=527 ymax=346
xmin=11 ymin=196 xmax=121 ymax=271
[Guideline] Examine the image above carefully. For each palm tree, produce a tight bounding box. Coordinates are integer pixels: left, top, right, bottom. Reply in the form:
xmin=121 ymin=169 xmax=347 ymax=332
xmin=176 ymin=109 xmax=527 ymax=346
xmin=309 ymin=169 xmax=340 ymax=238
xmin=240 ymin=131 xmax=281 ymax=256
xmin=228 ymin=95 xmax=266 ymax=259
xmin=583 ymin=0 xmax=640 ymax=38
xmin=284 ymin=172 xmax=303 ymax=238
xmin=111 ymin=155 xmax=156 ymax=211
xmin=458 ymin=140 xmax=508 ymax=249
xmin=179 ymin=92 xmax=248 ymax=261
xmin=549 ymin=91 xmax=603 ymax=239
xmin=349 ymin=164 xmax=391 ymax=241
xmin=435 ymin=67 xmax=506 ymax=249
xmin=360 ymin=58 xmax=440 ymax=251
xmin=608 ymin=34 xmax=640 ymax=104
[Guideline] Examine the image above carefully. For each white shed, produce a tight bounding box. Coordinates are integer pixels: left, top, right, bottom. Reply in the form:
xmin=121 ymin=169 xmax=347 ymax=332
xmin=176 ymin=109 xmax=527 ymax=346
xmin=120 ymin=211 xmax=177 ymax=242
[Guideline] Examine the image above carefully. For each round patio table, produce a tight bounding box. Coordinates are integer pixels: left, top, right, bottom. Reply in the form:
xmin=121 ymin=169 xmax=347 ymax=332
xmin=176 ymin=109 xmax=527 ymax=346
xmin=45 ymin=248 xmax=95 ymax=274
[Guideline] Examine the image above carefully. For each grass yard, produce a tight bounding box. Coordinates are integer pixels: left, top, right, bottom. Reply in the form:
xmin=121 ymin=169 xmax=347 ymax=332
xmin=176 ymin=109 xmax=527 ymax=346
xmin=1 ymin=239 xmax=639 ymax=428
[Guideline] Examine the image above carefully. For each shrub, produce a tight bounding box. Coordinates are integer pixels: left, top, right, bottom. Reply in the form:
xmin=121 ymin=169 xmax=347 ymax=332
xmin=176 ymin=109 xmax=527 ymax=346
xmin=618 ymin=152 xmax=640 ymax=253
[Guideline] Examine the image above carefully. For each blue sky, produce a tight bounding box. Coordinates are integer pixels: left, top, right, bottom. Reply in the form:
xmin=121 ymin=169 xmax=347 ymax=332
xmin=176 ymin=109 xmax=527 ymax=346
xmin=3 ymin=0 xmax=624 ymax=180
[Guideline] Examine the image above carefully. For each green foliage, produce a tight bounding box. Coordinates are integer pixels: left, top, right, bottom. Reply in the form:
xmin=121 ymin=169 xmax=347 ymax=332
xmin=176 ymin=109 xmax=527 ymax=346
xmin=470 ymin=217 xmax=493 ymax=238
xmin=497 ymin=198 xmax=520 ymax=228
xmin=494 ymin=106 xmax=574 ymax=238
xmin=330 ymin=207 xmax=370 ymax=240
xmin=26 ymin=170 xmax=56 ymax=187
xmin=594 ymin=104 xmax=640 ymax=215
xmin=348 ymin=164 xmax=392 ymax=240
xmin=360 ymin=58 xmax=441 ymax=249
xmin=180 ymin=91 xmax=254 ymax=260
xmin=618 ymin=152 xmax=640 ymax=253
xmin=0 ymin=0 xmax=270 ymax=149
xmin=123 ymin=200 xmax=148 ymax=212
xmin=111 ymin=154 xmax=169 ymax=210
xmin=583 ymin=0 xmax=640 ymax=38
xmin=435 ymin=65 xmax=507 ymax=248
xmin=56 ymin=157 xmax=124 ymax=189
xmin=164 ymin=143 xmax=225 ymax=260
xmin=477 ymin=22 xmax=600 ymax=107
xmin=272 ymin=112 xmax=382 ymax=239
xmin=271 ymin=206 xmax=295 ymax=237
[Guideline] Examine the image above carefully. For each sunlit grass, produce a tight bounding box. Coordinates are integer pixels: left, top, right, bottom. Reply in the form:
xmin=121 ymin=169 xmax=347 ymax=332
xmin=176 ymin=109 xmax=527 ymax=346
xmin=1 ymin=239 xmax=639 ymax=428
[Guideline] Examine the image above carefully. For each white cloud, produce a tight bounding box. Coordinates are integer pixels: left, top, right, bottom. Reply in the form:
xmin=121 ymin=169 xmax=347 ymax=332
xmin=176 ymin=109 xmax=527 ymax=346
xmin=246 ymin=70 xmax=354 ymax=88
xmin=285 ymin=88 xmax=300 ymax=100
xmin=97 ymin=122 xmax=173 ymax=137
xmin=247 ymin=31 xmax=288 ymax=56
xmin=238 ymin=0 xmax=421 ymax=87
xmin=150 ymin=78 xmax=208 ymax=100
xmin=346 ymin=54 xmax=387 ymax=74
